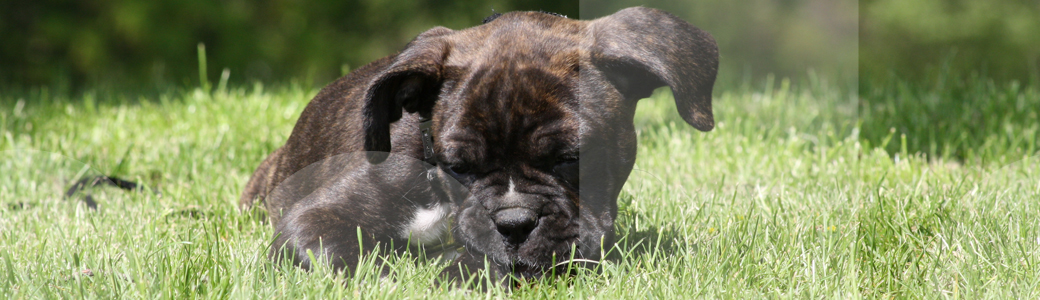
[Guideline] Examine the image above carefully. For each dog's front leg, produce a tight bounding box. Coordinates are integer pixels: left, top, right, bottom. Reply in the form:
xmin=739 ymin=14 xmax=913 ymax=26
xmin=269 ymin=201 xmax=405 ymax=275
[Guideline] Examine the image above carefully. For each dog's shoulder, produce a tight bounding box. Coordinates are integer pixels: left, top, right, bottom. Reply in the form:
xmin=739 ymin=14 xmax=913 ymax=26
xmin=307 ymin=55 xmax=397 ymax=117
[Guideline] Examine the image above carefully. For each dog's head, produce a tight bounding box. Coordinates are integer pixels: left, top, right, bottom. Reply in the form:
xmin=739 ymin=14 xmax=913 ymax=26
xmin=362 ymin=8 xmax=717 ymax=278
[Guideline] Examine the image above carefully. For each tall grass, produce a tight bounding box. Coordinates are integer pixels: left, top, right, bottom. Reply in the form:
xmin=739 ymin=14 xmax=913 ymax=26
xmin=860 ymin=74 xmax=1040 ymax=163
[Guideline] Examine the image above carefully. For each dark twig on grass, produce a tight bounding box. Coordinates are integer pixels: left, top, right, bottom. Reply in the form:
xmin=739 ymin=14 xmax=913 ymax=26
xmin=64 ymin=175 xmax=159 ymax=209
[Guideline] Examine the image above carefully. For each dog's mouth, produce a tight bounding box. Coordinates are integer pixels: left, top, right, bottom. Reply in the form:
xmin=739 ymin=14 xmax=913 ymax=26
xmin=511 ymin=263 xmax=544 ymax=279
xmin=508 ymin=258 xmax=600 ymax=284
xmin=468 ymin=232 xmax=590 ymax=281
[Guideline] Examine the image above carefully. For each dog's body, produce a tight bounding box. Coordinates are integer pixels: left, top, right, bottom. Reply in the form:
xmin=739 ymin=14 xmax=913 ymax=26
xmin=240 ymin=7 xmax=718 ymax=284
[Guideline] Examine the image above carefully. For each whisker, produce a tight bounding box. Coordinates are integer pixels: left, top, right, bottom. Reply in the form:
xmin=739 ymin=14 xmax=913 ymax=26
xmin=552 ymin=258 xmax=599 ymax=269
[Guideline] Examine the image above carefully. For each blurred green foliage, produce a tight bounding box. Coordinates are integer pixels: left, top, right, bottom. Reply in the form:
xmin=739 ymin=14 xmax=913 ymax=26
xmin=2 ymin=0 xmax=1037 ymax=91
xmin=859 ymin=0 xmax=1040 ymax=160
xmin=861 ymin=0 xmax=1040 ymax=84
xmin=3 ymin=0 xmax=860 ymax=90
xmin=1 ymin=0 xmax=576 ymax=90
xmin=582 ymin=0 xmax=859 ymax=86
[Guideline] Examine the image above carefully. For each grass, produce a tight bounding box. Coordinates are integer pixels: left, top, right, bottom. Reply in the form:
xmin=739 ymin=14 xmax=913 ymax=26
xmin=1 ymin=75 xmax=1038 ymax=298
xmin=860 ymin=73 xmax=1040 ymax=163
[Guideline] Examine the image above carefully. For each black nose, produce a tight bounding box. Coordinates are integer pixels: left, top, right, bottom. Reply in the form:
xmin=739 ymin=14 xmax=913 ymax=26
xmin=493 ymin=208 xmax=538 ymax=243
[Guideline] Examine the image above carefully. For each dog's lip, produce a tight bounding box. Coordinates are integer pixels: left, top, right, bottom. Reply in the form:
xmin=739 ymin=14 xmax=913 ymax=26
xmin=512 ymin=263 xmax=538 ymax=276
xmin=509 ymin=259 xmax=600 ymax=280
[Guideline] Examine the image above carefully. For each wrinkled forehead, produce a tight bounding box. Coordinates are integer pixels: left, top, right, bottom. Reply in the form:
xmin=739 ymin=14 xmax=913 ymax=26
xmin=427 ymin=12 xmax=594 ymax=157
xmin=435 ymin=61 xmax=581 ymax=148
xmin=443 ymin=12 xmax=586 ymax=76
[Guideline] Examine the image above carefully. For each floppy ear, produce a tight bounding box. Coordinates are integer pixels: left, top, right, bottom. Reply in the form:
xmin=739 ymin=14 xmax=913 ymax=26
xmin=590 ymin=7 xmax=719 ymax=131
xmin=363 ymin=27 xmax=453 ymax=160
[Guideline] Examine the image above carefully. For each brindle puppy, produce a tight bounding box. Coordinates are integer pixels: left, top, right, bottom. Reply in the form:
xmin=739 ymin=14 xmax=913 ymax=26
xmin=240 ymin=7 xmax=718 ymax=285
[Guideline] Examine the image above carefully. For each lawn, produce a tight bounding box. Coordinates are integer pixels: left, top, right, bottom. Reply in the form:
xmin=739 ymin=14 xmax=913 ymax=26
xmin=1 ymin=76 xmax=1038 ymax=298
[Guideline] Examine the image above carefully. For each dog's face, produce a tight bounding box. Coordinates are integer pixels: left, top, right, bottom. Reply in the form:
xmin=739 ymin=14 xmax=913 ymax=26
xmin=361 ymin=9 xmax=718 ymax=278
xmin=434 ymin=54 xmax=583 ymax=274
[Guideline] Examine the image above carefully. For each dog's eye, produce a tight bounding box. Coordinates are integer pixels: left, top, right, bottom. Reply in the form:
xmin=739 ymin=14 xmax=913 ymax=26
xmin=449 ymin=164 xmax=471 ymax=175
xmin=443 ymin=164 xmax=473 ymax=181
xmin=553 ymin=159 xmax=579 ymax=187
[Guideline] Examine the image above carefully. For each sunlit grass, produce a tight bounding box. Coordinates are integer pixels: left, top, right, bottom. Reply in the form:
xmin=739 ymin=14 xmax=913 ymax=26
xmin=1 ymin=77 xmax=1037 ymax=298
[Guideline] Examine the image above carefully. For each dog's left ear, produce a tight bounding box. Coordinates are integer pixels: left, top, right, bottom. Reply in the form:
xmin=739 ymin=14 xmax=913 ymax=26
xmin=363 ymin=27 xmax=453 ymax=160
xmin=590 ymin=7 xmax=719 ymax=131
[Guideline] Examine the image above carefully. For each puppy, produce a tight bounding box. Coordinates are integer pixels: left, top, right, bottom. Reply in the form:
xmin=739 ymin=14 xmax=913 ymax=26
xmin=240 ymin=7 xmax=718 ymax=285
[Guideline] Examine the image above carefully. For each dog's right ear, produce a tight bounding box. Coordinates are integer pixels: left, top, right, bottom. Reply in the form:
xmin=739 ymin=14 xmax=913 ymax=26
xmin=590 ymin=7 xmax=719 ymax=131
xmin=363 ymin=27 xmax=453 ymax=162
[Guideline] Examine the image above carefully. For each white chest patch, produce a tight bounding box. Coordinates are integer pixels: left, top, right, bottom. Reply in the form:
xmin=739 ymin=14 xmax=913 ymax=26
xmin=400 ymin=202 xmax=452 ymax=245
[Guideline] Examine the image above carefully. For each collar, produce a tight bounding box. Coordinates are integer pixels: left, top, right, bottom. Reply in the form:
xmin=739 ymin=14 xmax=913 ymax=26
xmin=419 ymin=117 xmax=437 ymax=166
